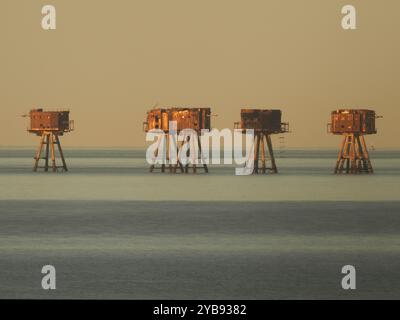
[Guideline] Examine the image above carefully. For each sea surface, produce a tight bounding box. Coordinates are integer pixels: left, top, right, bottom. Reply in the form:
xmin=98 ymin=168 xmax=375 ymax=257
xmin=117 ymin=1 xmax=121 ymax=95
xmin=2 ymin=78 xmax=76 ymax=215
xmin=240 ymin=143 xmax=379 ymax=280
xmin=0 ymin=148 xmax=399 ymax=299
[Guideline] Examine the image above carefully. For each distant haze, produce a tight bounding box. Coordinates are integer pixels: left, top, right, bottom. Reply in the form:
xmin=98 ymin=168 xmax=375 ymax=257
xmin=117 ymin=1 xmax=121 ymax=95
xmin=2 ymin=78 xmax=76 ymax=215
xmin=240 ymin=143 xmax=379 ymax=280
xmin=1 ymin=0 xmax=399 ymax=148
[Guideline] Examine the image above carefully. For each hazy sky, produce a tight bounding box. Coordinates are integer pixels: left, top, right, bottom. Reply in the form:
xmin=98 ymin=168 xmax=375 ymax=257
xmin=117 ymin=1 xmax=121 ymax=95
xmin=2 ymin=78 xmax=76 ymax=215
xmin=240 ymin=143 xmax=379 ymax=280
xmin=1 ymin=0 xmax=399 ymax=148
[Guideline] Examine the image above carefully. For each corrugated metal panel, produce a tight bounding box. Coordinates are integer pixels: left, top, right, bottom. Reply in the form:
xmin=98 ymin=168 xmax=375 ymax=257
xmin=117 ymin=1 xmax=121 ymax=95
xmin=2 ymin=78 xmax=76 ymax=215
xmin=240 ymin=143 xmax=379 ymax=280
xmin=28 ymin=109 xmax=71 ymax=133
xmin=145 ymin=107 xmax=211 ymax=132
xmin=330 ymin=109 xmax=376 ymax=134
xmin=240 ymin=109 xmax=284 ymax=133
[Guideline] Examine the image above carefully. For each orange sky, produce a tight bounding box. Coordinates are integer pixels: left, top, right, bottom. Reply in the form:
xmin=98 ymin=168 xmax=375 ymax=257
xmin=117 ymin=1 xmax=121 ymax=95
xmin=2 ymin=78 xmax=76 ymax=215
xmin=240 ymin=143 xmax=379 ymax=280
xmin=1 ymin=0 xmax=399 ymax=148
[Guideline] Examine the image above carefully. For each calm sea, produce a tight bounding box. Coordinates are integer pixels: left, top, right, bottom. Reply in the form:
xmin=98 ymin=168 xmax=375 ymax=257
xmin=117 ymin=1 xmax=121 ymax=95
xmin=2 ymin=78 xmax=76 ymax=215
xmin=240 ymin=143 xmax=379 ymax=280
xmin=0 ymin=148 xmax=399 ymax=299
xmin=0 ymin=148 xmax=399 ymax=201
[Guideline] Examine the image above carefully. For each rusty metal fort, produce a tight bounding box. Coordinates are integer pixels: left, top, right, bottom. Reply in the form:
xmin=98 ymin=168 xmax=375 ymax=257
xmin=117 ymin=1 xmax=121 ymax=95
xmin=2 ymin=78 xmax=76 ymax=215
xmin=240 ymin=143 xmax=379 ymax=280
xmin=24 ymin=107 xmax=380 ymax=174
xmin=328 ymin=109 xmax=379 ymax=174
xmin=25 ymin=108 xmax=74 ymax=172
xmin=143 ymin=107 xmax=211 ymax=174
xmin=234 ymin=109 xmax=289 ymax=174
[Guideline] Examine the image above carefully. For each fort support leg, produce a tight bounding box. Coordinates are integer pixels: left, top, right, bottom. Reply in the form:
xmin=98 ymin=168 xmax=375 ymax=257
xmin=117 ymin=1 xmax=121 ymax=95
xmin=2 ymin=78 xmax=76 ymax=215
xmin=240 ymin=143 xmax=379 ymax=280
xmin=338 ymin=135 xmax=350 ymax=174
xmin=183 ymin=137 xmax=190 ymax=174
xmin=245 ymin=132 xmax=278 ymax=175
xmin=190 ymin=135 xmax=197 ymax=174
xmin=150 ymin=133 xmax=207 ymax=174
xmin=345 ymin=135 xmax=351 ymax=174
xmin=253 ymin=133 xmax=260 ymax=174
xmin=44 ymin=134 xmax=50 ymax=172
xmin=149 ymin=134 xmax=163 ymax=173
xmin=173 ymin=141 xmax=185 ymax=173
xmin=335 ymin=134 xmax=373 ymax=174
xmin=360 ymin=135 xmax=373 ymax=173
xmin=33 ymin=133 xmax=46 ymax=172
xmin=32 ymin=131 xmax=70 ymax=173
xmin=355 ymin=135 xmax=369 ymax=173
xmin=55 ymin=134 xmax=68 ymax=172
xmin=356 ymin=136 xmax=368 ymax=173
xmin=334 ymin=135 xmax=346 ymax=174
xmin=176 ymin=139 xmax=185 ymax=173
xmin=166 ymin=134 xmax=173 ymax=173
xmin=198 ymin=135 xmax=208 ymax=173
xmin=347 ymin=135 xmax=352 ymax=173
xmin=266 ymin=134 xmax=277 ymax=174
xmin=350 ymin=134 xmax=357 ymax=174
xmin=261 ymin=134 xmax=266 ymax=174
xmin=338 ymin=134 xmax=351 ymax=174
xmin=172 ymin=138 xmax=179 ymax=173
xmin=354 ymin=136 xmax=362 ymax=172
xmin=184 ymin=147 xmax=189 ymax=174
xmin=50 ymin=133 xmax=56 ymax=172
xmin=161 ymin=135 xmax=166 ymax=173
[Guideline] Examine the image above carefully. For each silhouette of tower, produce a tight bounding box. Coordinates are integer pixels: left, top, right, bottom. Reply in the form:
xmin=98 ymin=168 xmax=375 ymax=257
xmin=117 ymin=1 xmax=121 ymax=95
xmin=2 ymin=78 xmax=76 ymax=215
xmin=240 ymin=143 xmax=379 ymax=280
xmin=144 ymin=107 xmax=210 ymax=173
xmin=235 ymin=109 xmax=289 ymax=174
xmin=25 ymin=108 xmax=74 ymax=172
xmin=328 ymin=109 xmax=379 ymax=174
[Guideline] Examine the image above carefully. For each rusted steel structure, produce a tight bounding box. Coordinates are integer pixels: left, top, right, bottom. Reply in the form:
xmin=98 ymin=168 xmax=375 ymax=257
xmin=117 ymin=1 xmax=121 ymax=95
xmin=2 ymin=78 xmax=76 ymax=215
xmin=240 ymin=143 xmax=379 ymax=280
xmin=26 ymin=108 xmax=74 ymax=172
xmin=235 ymin=109 xmax=289 ymax=174
xmin=143 ymin=107 xmax=211 ymax=173
xmin=328 ymin=109 xmax=378 ymax=174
